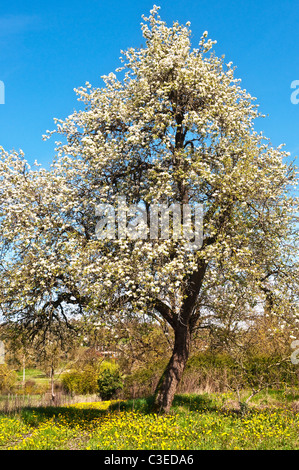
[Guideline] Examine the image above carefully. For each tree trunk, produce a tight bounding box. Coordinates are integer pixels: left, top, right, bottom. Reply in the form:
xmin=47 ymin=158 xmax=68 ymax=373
xmin=50 ymin=365 xmax=56 ymax=404
xmin=22 ymin=355 xmax=26 ymax=388
xmin=154 ymin=323 xmax=191 ymax=413
xmin=152 ymin=261 xmax=207 ymax=413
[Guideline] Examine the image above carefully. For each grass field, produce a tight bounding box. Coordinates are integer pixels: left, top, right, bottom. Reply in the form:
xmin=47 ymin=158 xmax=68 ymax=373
xmin=0 ymin=392 xmax=298 ymax=450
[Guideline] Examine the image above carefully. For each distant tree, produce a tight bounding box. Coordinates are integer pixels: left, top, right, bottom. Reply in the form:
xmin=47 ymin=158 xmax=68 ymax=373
xmin=36 ymin=328 xmax=76 ymax=402
xmin=0 ymin=324 xmax=37 ymax=387
xmin=0 ymin=6 xmax=298 ymax=412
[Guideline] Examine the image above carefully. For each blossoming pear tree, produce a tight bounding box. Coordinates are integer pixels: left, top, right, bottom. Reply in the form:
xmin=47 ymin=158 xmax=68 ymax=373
xmin=0 ymin=6 xmax=298 ymax=412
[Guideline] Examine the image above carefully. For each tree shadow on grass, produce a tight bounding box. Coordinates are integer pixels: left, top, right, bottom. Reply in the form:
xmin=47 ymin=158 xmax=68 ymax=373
xmin=12 ymin=393 xmax=217 ymax=427
xmin=109 ymin=393 xmax=216 ymax=414
xmin=108 ymin=396 xmax=155 ymax=414
xmin=172 ymin=393 xmax=215 ymax=412
xmin=19 ymin=405 xmax=108 ymax=428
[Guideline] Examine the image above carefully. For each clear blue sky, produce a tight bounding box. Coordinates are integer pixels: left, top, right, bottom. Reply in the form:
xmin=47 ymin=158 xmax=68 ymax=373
xmin=0 ymin=0 xmax=298 ymax=168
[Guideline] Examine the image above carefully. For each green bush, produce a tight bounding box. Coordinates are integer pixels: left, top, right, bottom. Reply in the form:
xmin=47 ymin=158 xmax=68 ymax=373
xmin=61 ymin=359 xmax=122 ymax=396
xmin=61 ymin=365 xmax=99 ymax=395
xmin=97 ymin=369 xmax=123 ymax=400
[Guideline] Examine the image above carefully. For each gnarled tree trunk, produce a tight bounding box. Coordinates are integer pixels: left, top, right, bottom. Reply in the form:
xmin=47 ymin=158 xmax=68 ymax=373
xmin=153 ymin=259 xmax=208 ymax=413
xmin=154 ymin=323 xmax=191 ymax=413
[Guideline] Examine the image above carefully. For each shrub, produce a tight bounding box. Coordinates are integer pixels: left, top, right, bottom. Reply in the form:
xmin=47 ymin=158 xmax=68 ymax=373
xmin=122 ymin=352 xmax=299 ymax=400
xmin=61 ymin=366 xmax=99 ymax=395
xmin=182 ymin=352 xmax=298 ymax=393
xmin=61 ymin=359 xmax=122 ymax=396
xmin=97 ymin=369 xmax=123 ymax=400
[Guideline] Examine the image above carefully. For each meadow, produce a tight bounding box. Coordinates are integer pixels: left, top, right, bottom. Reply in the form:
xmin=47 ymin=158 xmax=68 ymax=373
xmin=0 ymin=392 xmax=298 ymax=450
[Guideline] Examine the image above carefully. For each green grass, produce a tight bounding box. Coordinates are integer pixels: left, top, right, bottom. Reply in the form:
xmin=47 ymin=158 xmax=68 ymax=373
xmin=0 ymin=393 xmax=298 ymax=450
xmin=16 ymin=368 xmax=53 ymax=384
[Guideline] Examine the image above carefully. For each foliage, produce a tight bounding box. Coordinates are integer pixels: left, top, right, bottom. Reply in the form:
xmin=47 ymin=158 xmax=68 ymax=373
xmin=184 ymin=352 xmax=298 ymax=392
xmin=97 ymin=369 xmax=123 ymax=400
xmin=123 ymin=352 xmax=298 ymax=399
xmin=61 ymin=357 xmax=121 ymax=396
xmin=61 ymin=365 xmax=99 ymax=395
xmin=98 ymin=359 xmax=119 ymax=374
xmin=0 ymin=364 xmax=18 ymax=393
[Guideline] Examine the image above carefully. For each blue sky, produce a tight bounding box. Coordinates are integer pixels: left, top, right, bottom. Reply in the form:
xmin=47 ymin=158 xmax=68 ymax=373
xmin=0 ymin=0 xmax=298 ymax=168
